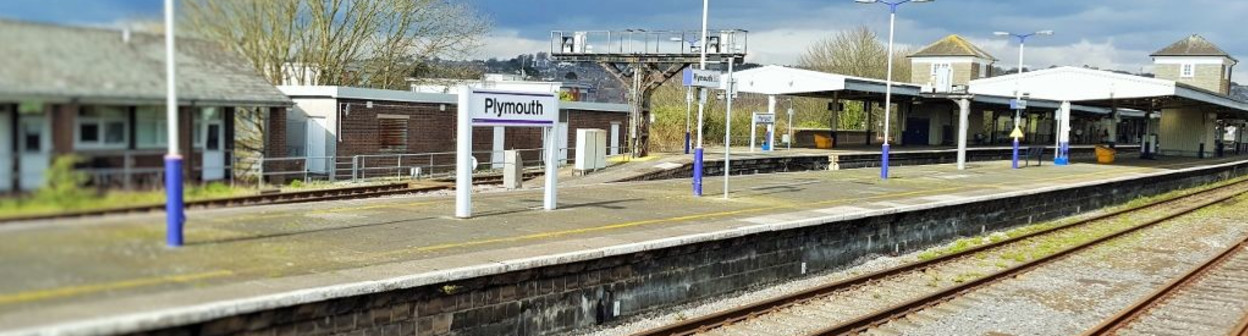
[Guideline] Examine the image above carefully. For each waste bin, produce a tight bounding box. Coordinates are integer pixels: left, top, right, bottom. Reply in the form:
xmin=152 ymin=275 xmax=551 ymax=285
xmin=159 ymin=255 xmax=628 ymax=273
xmin=814 ymin=134 xmax=834 ymax=149
xmin=1095 ymin=145 xmax=1116 ymax=164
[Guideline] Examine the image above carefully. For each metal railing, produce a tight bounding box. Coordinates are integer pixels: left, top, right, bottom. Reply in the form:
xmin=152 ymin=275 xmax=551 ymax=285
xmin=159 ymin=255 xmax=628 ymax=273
xmin=550 ymin=30 xmax=748 ymax=55
xmin=245 ymin=146 xmax=627 ymax=186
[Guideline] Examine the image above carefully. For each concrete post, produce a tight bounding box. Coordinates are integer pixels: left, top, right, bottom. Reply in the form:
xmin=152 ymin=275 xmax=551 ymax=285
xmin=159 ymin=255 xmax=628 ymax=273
xmin=956 ymin=98 xmax=970 ymax=170
xmin=767 ymin=95 xmax=776 ymax=151
xmin=749 ymin=112 xmax=757 ymax=153
xmin=1055 ymin=101 xmax=1071 ymax=165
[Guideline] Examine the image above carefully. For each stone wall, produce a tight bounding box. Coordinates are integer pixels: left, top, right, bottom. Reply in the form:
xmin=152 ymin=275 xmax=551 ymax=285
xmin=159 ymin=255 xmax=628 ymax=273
xmin=135 ymin=160 xmax=1248 ymax=336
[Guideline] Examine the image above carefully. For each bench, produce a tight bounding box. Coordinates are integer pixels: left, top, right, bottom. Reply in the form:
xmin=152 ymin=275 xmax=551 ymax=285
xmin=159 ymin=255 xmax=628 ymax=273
xmin=1023 ymin=147 xmax=1045 ymax=167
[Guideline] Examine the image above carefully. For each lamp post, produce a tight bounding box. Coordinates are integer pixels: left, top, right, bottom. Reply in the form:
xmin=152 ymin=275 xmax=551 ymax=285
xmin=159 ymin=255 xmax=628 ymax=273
xmin=993 ymin=30 xmax=1053 ymax=169
xmin=856 ymin=0 xmax=932 ymax=180
xmin=163 ymin=0 xmax=184 ymax=247
xmin=693 ymin=0 xmax=709 ymax=196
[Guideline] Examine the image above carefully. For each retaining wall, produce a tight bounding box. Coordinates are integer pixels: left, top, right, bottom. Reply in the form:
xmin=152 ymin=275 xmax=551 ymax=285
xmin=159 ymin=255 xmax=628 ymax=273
xmin=135 ymin=159 xmax=1246 ymax=336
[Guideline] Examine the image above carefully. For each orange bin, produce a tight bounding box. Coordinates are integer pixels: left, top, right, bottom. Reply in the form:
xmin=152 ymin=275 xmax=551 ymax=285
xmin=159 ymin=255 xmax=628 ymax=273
xmin=814 ymin=134 xmax=834 ymax=149
xmin=1095 ymin=145 xmax=1116 ymax=164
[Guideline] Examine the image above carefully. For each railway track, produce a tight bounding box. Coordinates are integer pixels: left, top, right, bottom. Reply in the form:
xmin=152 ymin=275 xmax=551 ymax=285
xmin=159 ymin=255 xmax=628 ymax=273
xmin=634 ymin=179 xmax=1248 ymax=336
xmin=0 ymin=171 xmax=542 ymax=223
xmin=1082 ymin=236 xmax=1248 ymax=336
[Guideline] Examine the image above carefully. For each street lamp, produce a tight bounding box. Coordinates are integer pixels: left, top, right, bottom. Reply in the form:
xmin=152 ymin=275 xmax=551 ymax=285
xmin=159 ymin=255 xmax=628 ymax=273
xmin=856 ymin=0 xmax=933 ymax=180
xmin=994 ymin=30 xmax=1053 ymax=169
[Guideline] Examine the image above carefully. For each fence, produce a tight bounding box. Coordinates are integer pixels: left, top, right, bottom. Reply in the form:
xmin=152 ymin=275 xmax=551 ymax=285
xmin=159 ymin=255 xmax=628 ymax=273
xmin=247 ymin=146 xmax=630 ymax=187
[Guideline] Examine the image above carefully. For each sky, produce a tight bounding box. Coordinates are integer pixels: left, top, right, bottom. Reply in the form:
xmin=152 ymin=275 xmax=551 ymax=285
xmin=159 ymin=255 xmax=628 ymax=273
xmin=3 ymin=0 xmax=1245 ymax=80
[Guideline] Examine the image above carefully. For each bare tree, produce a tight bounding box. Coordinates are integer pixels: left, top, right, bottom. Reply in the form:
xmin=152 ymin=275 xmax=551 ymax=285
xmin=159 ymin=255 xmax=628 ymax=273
xmin=796 ymin=26 xmax=911 ymax=133
xmin=183 ymin=0 xmax=490 ymax=89
xmin=798 ymin=26 xmax=911 ymax=82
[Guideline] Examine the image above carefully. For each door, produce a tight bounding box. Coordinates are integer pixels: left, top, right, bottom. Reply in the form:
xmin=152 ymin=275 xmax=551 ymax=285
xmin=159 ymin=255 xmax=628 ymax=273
xmin=202 ymin=120 xmax=225 ymax=181
xmin=558 ymin=122 xmax=569 ymax=162
xmin=0 ymin=108 xmax=11 ymax=192
xmin=609 ymin=122 xmax=621 ymax=155
xmin=17 ymin=113 xmax=49 ymax=191
xmin=904 ymin=117 xmax=929 ymax=147
xmin=306 ymin=117 xmax=328 ymax=173
xmin=932 ymin=63 xmax=953 ymax=93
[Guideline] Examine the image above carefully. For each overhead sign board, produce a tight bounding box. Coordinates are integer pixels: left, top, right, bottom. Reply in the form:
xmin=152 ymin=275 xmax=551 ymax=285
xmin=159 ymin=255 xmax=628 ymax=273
xmin=468 ymin=89 xmax=559 ymax=127
xmin=753 ymin=113 xmax=776 ymax=125
xmin=683 ymin=68 xmax=722 ymax=88
xmin=1010 ymin=99 xmax=1028 ymax=110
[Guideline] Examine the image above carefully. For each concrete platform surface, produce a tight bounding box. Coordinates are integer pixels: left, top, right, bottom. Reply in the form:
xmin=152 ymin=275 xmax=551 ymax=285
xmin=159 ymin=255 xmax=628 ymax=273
xmin=0 ymin=155 xmax=1238 ymax=334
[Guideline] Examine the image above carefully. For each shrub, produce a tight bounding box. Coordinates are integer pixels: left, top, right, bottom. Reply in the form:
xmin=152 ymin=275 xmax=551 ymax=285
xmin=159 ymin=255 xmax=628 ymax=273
xmin=33 ymin=155 xmax=93 ymax=209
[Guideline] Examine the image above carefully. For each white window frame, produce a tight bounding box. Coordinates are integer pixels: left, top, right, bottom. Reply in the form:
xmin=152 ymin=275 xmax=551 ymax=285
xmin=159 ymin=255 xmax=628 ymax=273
xmin=978 ymin=63 xmax=989 ymax=78
xmin=134 ymin=106 xmax=168 ymax=149
xmin=1181 ymin=63 xmax=1195 ymax=78
xmin=75 ymin=106 xmax=129 ymax=150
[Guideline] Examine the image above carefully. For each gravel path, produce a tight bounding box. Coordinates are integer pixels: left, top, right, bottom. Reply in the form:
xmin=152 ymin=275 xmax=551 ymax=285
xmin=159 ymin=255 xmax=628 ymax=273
xmin=872 ymin=195 xmax=1248 ymax=336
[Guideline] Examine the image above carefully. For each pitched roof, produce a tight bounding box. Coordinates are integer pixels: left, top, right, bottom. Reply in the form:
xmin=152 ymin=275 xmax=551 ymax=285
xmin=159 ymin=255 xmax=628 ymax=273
xmin=908 ymin=35 xmax=997 ymax=61
xmin=0 ymin=19 xmax=290 ymax=106
xmin=1151 ymin=34 xmax=1238 ymax=61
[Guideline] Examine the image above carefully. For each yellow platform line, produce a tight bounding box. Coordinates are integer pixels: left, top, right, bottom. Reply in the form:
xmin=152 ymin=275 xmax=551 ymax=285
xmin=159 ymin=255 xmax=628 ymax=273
xmin=0 ymin=270 xmax=234 ymax=305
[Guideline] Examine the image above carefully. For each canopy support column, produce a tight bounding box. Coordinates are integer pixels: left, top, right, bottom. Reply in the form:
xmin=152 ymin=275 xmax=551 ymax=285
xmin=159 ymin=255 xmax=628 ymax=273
xmin=1055 ymin=101 xmax=1071 ymax=165
xmin=955 ymin=98 xmax=970 ymax=170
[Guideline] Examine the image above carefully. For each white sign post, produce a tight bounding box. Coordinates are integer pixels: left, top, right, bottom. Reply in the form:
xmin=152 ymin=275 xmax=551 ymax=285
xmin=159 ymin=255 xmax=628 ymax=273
xmin=750 ymin=113 xmax=776 ymax=152
xmin=748 ymin=112 xmax=768 ymax=151
xmin=456 ymin=87 xmax=560 ymax=218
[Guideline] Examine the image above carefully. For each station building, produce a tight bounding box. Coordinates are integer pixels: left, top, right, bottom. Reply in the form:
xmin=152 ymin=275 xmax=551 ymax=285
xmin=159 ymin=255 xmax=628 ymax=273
xmin=735 ymin=33 xmax=1247 ymax=165
xmin=0 ymin=19 xmax=291 ymax=193
xmin=278 ymin=86 xmax=630 ymax=181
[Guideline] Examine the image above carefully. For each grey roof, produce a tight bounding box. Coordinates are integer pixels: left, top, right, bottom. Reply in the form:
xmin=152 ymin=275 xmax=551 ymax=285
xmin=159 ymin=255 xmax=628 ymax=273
xmin=1151 ymin=34 xmax=1238 ymax=62
xmin=908 ymin=35 xmax=998 ymax=61
xmin=0 ymin=19 xmax=291 ymax=107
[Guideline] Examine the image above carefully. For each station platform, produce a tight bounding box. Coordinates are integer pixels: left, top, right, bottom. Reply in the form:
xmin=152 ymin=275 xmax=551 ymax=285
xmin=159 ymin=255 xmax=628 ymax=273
xmin=0 ymin=155 xmax=1240 ymax=334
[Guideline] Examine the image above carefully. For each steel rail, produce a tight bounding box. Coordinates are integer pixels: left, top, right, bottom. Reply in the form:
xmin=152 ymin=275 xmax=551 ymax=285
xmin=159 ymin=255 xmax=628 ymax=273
xmin=632 ymin=179 xmax=1248 ymax=336
xmin=1081 ymin=236 xmax=1248 ymax=336
xmin=0 ymin=171 xmax=544 ymax=223
xmin=808 ymin=184 xmax=1248 ymax=336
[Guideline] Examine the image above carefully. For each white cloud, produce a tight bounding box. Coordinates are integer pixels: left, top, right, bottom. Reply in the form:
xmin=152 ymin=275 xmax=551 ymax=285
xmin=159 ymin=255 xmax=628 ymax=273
xmin=468 ymin=29 xmax=548 ymax=60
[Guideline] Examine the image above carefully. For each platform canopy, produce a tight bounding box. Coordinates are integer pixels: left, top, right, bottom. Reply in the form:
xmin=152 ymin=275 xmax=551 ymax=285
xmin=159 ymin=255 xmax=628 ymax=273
xmin=731 ymin=65 xmax=921 ymax=100
xmin=969 ymin=66 xmax=1248 ymax=113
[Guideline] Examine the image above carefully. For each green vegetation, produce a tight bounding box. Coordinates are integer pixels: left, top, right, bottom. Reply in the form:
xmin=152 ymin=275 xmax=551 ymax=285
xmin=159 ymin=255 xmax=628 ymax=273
xmin=0 ymin=157 xmax=252 ymax=218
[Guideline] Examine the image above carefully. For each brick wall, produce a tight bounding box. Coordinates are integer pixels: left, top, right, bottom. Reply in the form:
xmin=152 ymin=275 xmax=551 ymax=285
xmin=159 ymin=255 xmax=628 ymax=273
xmin=332 ymin=99 xmax=629 ymax=175
xmin=264 ymin=107 xmax=288 ymax=182
xmin=566 ymin=110 xmax=629 ymax=160
xmin=1155 ymin=63 xmax=1231 ymax=95
xmin=50 ymin=104 xmax=77 ymax=155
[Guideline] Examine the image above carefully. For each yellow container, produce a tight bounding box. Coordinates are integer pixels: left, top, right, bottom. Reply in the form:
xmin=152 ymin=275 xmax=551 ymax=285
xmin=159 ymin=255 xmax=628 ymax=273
xmin=814 ymin=134 xmax=833 ymax=149
xmin=1095 ymin=145 xmax=1116 ymax=164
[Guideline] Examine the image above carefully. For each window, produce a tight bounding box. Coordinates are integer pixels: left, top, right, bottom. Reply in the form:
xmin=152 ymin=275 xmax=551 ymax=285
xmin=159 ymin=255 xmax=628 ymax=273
xmin=76 ymin=107 xmax=128 ymax=149
xmin=135 ymin=106 xmax=167 ymax=148
xmin=377 ymin=115 xmax=409 ymax=152
xmin=22 ymin=122 xmax=41 ymax=153
xmin=1181 ymin=63 xmax=1195 ymax=78
xmin=979 ymin=63 xmax=989 ymax=78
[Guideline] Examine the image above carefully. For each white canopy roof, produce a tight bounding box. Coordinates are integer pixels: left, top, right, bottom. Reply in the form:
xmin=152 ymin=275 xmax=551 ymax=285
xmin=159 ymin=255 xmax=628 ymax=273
xmin=969 ymin=66 xmax=1248 ymax=112
xmin=730 ymin=65 xmax=921 ymax=97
